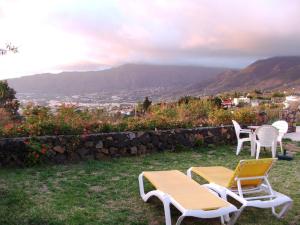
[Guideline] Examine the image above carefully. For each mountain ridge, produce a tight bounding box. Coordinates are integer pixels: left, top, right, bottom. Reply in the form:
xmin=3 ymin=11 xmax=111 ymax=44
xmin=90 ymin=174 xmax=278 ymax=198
xmin=7 ymin=64 xmax=226 ymax=95
xmin=6 ymin=56 xmax=300 ymax=100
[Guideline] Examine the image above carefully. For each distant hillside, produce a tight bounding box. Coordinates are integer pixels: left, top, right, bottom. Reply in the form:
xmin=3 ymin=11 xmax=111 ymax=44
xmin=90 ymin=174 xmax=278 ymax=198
xmin=187 ymin=56 xmax=300 ymax=94
xmin=7 ymin=64 xmax=225 ymax=95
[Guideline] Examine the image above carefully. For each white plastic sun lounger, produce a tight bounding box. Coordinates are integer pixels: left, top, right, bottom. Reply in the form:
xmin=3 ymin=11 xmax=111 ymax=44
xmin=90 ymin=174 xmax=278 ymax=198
xmin=187 ymin=158 xmax=292 ymax=224
xmin=138 ymin=170 xmax=242 ymax=225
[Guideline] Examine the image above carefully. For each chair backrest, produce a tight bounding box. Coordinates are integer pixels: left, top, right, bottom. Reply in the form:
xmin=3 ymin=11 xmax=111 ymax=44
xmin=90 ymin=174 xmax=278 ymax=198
xmin=272 ymin=120 xmax=288 ymax=135
xmin=255 ymin=125 xmax=279 ymax=147
xmin=227 ymin=158 xmax=276 ymax=188
xmin=232 ymin=120 xmax=241 ymax=137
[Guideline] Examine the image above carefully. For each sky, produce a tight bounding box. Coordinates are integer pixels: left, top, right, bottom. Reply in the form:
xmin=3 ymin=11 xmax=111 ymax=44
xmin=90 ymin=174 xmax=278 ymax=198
xmin=0 ymin=0 xmax=300 ymax=79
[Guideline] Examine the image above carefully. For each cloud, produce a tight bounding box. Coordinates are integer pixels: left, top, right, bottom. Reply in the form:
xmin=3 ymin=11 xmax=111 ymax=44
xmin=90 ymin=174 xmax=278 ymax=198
xmin=0 ymin=0 xmax=300 ymax=78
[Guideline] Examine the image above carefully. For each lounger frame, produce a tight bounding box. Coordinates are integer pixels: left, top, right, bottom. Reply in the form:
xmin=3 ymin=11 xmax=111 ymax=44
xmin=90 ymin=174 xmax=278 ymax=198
xmin=139 ymin=172 xmax=240 ymax=225
xmin=187 ymin=168 xmax=293 ymax=223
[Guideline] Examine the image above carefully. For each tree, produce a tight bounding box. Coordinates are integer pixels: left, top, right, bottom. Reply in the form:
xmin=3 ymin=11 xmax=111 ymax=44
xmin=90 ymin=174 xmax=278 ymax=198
xmin=0 ymin=81 xmax=20 ymax=118
xmin=212 ymin=96 xmax=222 ymax=108
xmin=142 ymin=97 xmax=152 ymax=113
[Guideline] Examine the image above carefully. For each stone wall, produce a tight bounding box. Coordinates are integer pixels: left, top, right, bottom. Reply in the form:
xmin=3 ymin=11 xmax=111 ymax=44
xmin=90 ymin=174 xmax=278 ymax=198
xmin=281 ymin=110 xmax=299 ymax=132
xmin=0 ymin=126 xmax=235 ymax=167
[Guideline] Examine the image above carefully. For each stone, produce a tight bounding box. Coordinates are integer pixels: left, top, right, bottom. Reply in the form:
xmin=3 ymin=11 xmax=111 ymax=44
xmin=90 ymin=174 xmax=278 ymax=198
xmin=119 ymin=148 xmax=127 ymax=155
xmin=130 ymin=146 xmax=138 ymax=154
xmin=78 ymin=148 xmax=89 ymax=158
xmin=138 ymin=145 xmax=147 ymax=154
xmin=53 ymin=146 xmax=65 ymax=154
xmin=106 ymin=136 xmax=113 ymax=141
xmin=207 ymin=131 xmax=214 ymax=137
xmin=221 ymin=128 xmax=228 ymax=135
xmin=85 ymin=141 xmax=94 ymax=148
xmin=95 ymin=152 xmax=106 ymax=160
xmin=137 ymin=131 xmax=144 ymax=138
xmin=53 ymin=154 xmax=67 ymax=164
xmin=68 ymin=152 xmax=80 ymax=162
xmin=128 ymin=132 xmax=136 ymax=140
xmin=95 ymin=141 xmax=104 ymax=149
xmin=109 ymin=147 xmax=118 ymax=154
xmin=195 ymin=133 xmax=204 ymax=140
xmin=101 ymin=148 xmax=109 ymax=154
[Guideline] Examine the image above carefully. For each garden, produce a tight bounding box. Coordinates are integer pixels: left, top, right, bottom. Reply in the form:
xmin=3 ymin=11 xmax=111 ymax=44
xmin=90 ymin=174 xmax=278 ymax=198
xmin=0 ymin=145 xmax=299 ymax=225
xmin=0 ymin=96 xmax=283 ymax=138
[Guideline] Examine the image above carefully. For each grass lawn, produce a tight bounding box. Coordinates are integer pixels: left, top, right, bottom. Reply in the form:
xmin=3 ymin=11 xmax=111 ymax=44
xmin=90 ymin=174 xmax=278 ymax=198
xmin=0 ymin=145 xmax=299 ymax=225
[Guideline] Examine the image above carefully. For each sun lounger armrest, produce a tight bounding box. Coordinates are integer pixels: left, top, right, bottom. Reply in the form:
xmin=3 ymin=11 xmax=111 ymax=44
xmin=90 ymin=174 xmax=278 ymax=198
xmin=203 ymin=183 xmax=247 ymax=207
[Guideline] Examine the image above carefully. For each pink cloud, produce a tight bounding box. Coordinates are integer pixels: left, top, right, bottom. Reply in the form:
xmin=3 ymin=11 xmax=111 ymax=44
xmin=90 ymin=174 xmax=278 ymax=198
xmin=0 ymin=0 xmax=300 ymax=78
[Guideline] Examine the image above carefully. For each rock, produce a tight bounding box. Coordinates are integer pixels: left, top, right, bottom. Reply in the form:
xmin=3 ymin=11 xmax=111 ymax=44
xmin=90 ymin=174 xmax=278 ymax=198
xmin=138 ymin=145 xmax=147 ymax=154
xmin=95 ymin=152 xmax=106 ymax=160
xmin=101 ymin=148 xmax=109 ymax=154
xmin=195 ymin=133 xmax=204 ymax=140
xmin=207 ymin=131 xmax=214 ymax=137
xmin=109 ymin=147 xmax=118 ymax=154
xmin=137 ymin=131 xmax=144 ymax=138
xmin=221 ymin=128 xmax=227 ymax=135
xmin=95 ymin=141 xmax=103 ymax=149
xmin=106 ymin=136 xmax=113 ymax=141
xmin=53 ymin=146 xmax=65 ymax=154
xmin=53 ymin=154 xmax=67 ymax=164
xmin=85 ymin=141 xmax=94 ymax=148
xmin=128 ymin=132 xmax=136 ymax=140
xmin=78 ymin=148 xmax=89 ymax=158
xmin=68 ymin=152 xmax=80 ymax=162
xmin=130 ymin=146 xmax=138 ymax=154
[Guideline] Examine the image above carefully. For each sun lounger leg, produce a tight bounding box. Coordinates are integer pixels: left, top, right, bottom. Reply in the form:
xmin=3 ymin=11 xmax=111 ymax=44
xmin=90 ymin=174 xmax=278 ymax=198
xmin=175 ymin=215 xmax=185 ymax=225
xmin=272 ymin=201 xmax=292 ymax=218
xmin=138 ymin=173 xmax=172 ymax=225
xmin=186 ymin=168 xmax=192 ymax=178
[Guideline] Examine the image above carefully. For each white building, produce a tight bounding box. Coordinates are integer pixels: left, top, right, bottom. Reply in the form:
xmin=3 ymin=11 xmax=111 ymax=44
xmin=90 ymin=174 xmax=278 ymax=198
xmin=233 ymin=96 xmax=251 ymax=106
xmin=284 ymin=95 xmax=300 ymax=109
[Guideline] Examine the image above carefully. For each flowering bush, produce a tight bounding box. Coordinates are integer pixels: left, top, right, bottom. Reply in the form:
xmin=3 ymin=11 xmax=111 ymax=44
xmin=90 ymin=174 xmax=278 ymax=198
xmin=24 ymin=137 xmax=49 ymax=165
xmin=0 ymin=100 xmax=283 ymax=137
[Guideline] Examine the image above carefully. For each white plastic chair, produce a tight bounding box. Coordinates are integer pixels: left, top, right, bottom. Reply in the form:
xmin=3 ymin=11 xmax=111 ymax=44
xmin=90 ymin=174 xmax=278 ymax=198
xmin=255 ymin=125 xmax=279 ymax=159
xmin=232 ymin=120 xmax=252 ymax=155
xmin=272 ymin=120 xmax=288 ymax=154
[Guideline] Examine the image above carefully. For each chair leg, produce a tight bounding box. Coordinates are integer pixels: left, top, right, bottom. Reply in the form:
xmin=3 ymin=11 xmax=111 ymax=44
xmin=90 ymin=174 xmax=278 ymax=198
xmin=279 ymin=141 xmax=283 ymax=154
xmin=272 ymin=143 xmax=277 ymax=158
xmin=256 ymin=146 xmax=260 ymax=159
xmin=236 ymin=141 xmax=242 ymax=155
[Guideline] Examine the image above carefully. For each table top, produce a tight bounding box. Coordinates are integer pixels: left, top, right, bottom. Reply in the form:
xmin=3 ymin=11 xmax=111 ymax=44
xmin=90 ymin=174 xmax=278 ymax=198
xmin=248 ymin=125 xmax=260 ymax=129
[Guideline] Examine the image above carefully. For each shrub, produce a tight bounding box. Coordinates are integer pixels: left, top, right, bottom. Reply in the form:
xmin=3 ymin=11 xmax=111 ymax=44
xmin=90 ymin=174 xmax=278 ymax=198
xmin=233 ymin=107 xmax=257 ymax=125
xmin=24 ymin=137 xmax=49 ymax=166
xmin=208 ymin=109 xmax=233 ymax=126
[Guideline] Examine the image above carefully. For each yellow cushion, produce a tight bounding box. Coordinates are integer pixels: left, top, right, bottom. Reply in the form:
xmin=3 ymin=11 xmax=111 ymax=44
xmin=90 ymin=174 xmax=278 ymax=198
xmin=191 ymin=166 xmax=234 ymax=188
xmin=143 ymin=170 xmax=230 ymax=211
xmin=191 ymin=158 xmax=276 ymax=188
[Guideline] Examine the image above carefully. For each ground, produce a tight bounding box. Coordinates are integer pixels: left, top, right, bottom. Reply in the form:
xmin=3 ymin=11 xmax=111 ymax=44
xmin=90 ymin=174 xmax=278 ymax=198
xmin=0 ymin=144 xmax=299 ymax=225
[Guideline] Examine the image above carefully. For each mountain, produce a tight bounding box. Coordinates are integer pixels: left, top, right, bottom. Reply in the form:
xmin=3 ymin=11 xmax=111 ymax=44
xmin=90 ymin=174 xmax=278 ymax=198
xmin=7 ymin=64 xmax=225 ymax=96
xmin=187 ymin=56 xmax=300 ymax=94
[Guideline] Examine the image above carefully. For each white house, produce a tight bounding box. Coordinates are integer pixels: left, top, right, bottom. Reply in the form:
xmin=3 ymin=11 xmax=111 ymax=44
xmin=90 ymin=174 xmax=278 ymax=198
xmin=233 ymin=96 xmax=251 ymax=106
xmin=284 ymin=95 xmax=300 ymax=109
